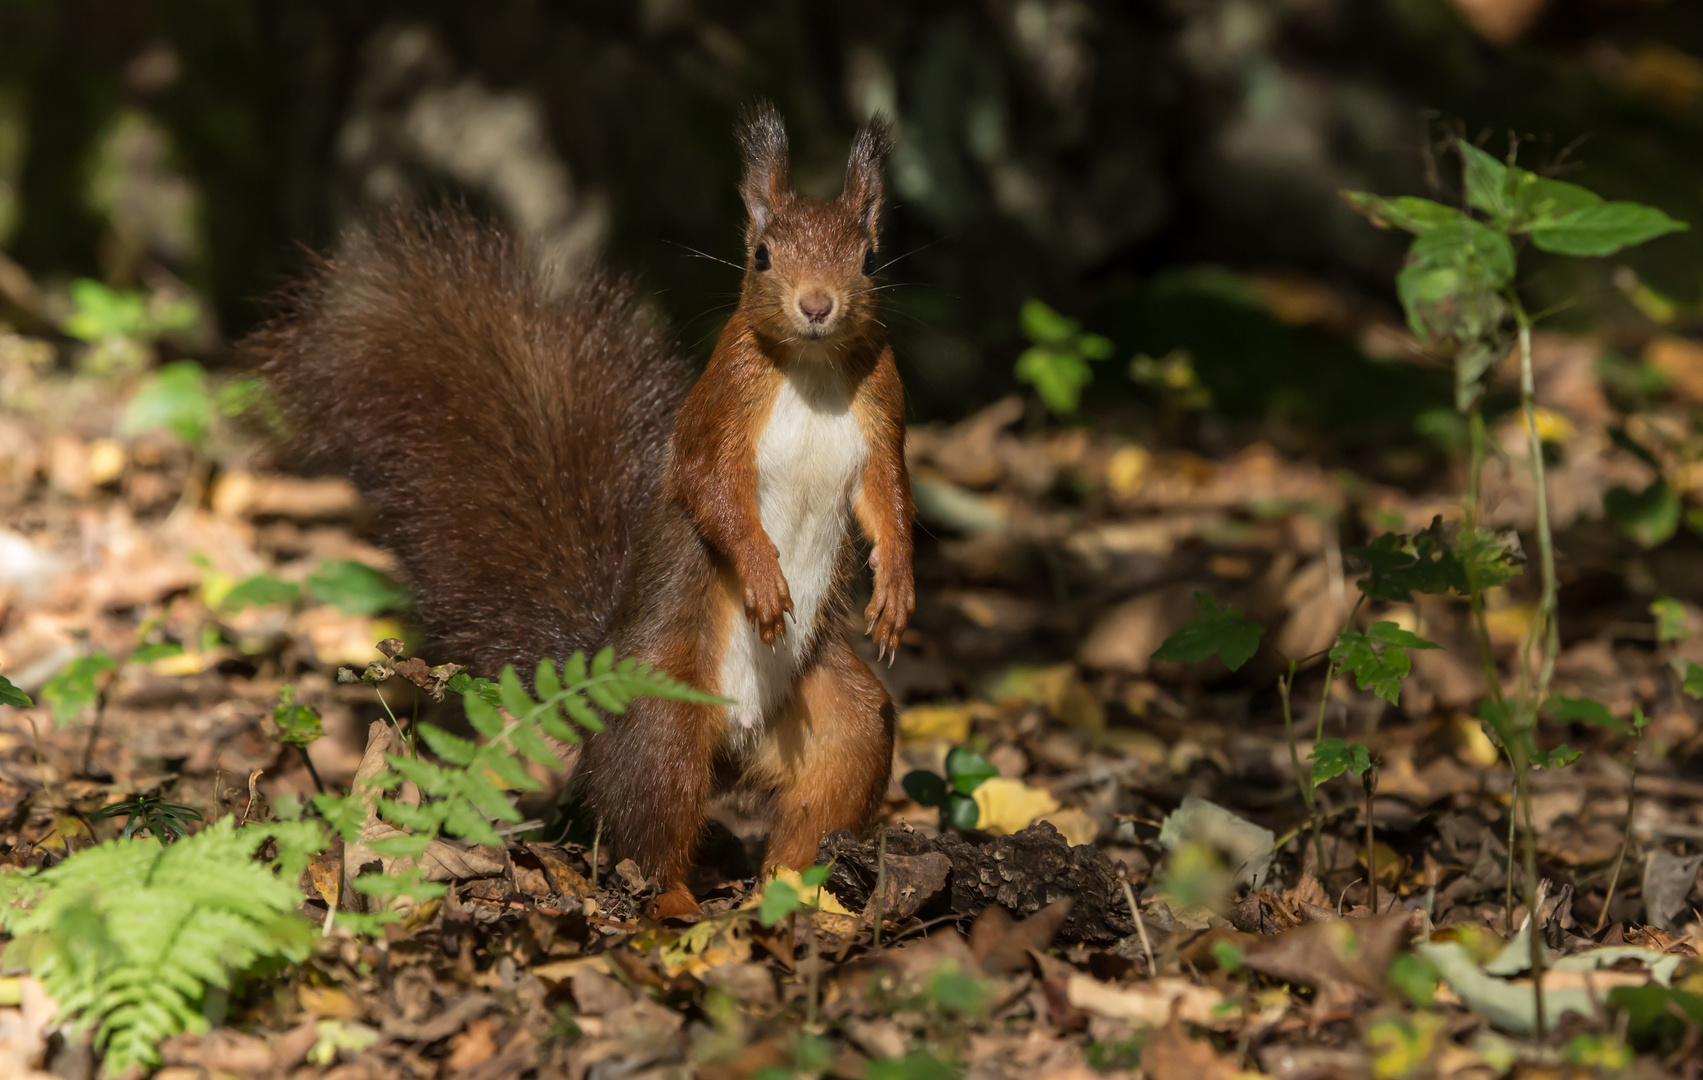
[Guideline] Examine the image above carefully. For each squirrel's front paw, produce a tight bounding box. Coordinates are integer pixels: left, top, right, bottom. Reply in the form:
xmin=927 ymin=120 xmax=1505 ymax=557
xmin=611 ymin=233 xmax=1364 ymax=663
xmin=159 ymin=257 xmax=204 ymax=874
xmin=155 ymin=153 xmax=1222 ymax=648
xmin=864 ymin=570 xmax=914 ymax=663
xmin=742 ymin=566 xmax=793 ymax=644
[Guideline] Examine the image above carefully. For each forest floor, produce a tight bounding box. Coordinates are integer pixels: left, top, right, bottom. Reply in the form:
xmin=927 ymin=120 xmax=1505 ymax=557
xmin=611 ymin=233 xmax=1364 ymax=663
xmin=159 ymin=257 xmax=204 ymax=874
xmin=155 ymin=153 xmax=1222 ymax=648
xmin=3 ymin=329 xmax=1703 ymax=1079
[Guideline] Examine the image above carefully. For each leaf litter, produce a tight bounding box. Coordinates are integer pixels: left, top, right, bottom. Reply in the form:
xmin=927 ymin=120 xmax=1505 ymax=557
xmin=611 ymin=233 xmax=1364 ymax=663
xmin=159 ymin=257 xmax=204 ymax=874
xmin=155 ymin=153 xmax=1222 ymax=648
xmin=3 ymin=338 xmax=1703 ymax=1076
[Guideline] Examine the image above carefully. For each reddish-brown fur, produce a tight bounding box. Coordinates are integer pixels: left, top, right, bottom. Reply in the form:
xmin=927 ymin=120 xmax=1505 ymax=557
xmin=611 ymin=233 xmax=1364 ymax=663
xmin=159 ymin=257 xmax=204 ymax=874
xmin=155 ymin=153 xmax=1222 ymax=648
xmin=251 ymin=103 xmax=911 ymax=916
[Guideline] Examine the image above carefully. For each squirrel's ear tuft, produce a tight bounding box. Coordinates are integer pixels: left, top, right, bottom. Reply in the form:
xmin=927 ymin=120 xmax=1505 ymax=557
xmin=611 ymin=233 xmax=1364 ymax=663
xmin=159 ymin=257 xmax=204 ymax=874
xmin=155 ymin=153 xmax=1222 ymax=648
xmin=842 ymin=113 xmax=892 ymax=235
xmin=738 ymin=101 xmax=790 ymax=238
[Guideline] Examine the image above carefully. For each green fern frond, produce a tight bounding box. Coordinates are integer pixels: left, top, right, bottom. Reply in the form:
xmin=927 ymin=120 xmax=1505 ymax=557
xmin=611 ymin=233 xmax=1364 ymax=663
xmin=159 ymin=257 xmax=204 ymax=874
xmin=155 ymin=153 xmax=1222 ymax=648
xmin=0 ymin=817 xmax=323 ymax=1077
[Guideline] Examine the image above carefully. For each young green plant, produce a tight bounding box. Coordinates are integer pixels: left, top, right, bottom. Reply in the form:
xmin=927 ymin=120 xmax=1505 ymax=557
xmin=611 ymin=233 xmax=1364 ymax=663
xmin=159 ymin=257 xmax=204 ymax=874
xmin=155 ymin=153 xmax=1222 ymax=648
xmin=1345 ymin=137 xmax=1686 ymax=1038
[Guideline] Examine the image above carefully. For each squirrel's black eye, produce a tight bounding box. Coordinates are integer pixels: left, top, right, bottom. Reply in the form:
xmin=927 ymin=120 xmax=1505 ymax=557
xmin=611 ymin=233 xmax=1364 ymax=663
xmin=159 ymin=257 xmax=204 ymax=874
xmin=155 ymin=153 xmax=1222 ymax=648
xmin=862 ymin=247 xmax=876 ymax=276
xmin=753 ymin=244 xmax=770 ymax=272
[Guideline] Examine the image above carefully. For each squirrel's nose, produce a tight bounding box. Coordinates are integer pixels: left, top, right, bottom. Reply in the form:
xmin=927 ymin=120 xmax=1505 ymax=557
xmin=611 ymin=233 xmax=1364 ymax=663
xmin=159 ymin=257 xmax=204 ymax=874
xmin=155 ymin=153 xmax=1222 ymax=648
xmin=798 ymin=293 xmax=835 ymax=324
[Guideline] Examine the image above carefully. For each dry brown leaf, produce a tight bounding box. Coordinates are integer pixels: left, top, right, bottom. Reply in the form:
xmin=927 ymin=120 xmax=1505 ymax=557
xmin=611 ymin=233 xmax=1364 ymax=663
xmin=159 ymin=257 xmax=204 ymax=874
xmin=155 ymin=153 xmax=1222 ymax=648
xmin=1139 ymin=1003 xmax=1236 ymax=1080
xmin=1241 ymin=912 xmax=1414 ymax=996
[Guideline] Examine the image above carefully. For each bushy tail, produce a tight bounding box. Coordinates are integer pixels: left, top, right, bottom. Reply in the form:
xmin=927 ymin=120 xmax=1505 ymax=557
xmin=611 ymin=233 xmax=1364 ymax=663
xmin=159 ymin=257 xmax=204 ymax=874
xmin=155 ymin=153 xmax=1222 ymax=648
xmin=246 ymin=205 xmax=687 ymax=676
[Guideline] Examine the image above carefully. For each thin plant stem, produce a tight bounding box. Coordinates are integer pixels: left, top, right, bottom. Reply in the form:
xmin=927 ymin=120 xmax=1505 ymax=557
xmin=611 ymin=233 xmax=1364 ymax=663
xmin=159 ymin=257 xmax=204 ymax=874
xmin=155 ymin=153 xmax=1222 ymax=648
xmin=1509 ymin=293 xmax=1554 ymax=1041
xmin=1310 ymin=595 xmax=1366 ymax=882
xmin=1596 ymin=737 xmax=1639 ymax=934
xmin=1462 ymin=409 xmax=1509 ymax=711
xmin=1505 ymin=806 xmax=1518 ymax=935
xmin=1278 ymin=660 xmax=1327 ymax=877
xmin=1364 ymin=764 xmax=1379 ymax=914
xmin=298 ymin=745 xmax=327 ymax=795
xmin=372 ymin=685 xmax=415 ymax=758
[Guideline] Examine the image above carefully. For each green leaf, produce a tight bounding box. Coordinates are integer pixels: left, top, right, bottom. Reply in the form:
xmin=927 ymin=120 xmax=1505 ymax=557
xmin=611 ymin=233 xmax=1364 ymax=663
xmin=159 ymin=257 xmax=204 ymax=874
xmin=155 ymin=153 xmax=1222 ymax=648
xmin=498 ymin=665 xmax=534 ymax=721
xmin=1310 ymin=738 xmax=1371 ymax=784
xmin=0 ymin=674 xmax=32 ymax=708
xmin=1544 ymin=695 xmax=1625 ymax=733
xmin=270 ymin=686 xmax=324 ymax=747
xmin=119 ymin=360 xmax=215 ymax=448
xmin=535 ymin=658 xmax=561 ymax=701
xmin=1341 ymin=192 xmax=1464 ymax=234
xmin=1458 ymin=141 xmax=1516 ymax=223
xmin=130 ymin=641 xmax=184 ymax=664
xmin=40 ymin=653 xmax=116 ymax=726
xmin=1367 ymin=621 xmax=1443 ymax=651
xmin=1018 ymin=298 xmax=1081 ymax=344
xmin=1151 ymin=591 xmax=1265 ymax=672
xmin=219 ymin=573 xmax=300 ymax=612
xmin=1609 ymin=985 xmax=1703 ymax=1053
xmin=902 ymin=769 xmax=949 ymax=808
xmin=313 ymin=792 xmax=368 ymax=844
xmin=1684 ymin=663 xmax=1703 ymax=700
xmin=1650 ymin=598 xmax=1690 ymax=643
xmin=1014 ymin=299 xmax=1114 ymax=415
xmin=1531 ymin=743 xmax=1581 ymax=770
xmin=944 ymin=747 xmax=998 ymax=795
xmin=417 ymin=724 xmax=478 ymax=766
xmin=305 ymin=560 xmax=410 ymax=615
xmin=1388 ymin=952 xmax=1440 ymax=1008
xmin=1351 ymin=523 xmax=1518 ymax=603
xmin=945 ymin=792 xmax=981 ymax=830
xmin=1529 ymin=202 xmax=1687 ymax=257
xmin=800 ymin=864 xmax=830 ymax=888
xmin=1016 ymin=344 xmax=1093 ymax=415
xmin=1331 ymin=623 xmax=1435 ymax=705
xmin=1605 ymin=477 xmax=1680 ymax=548
xmin=759 ymin=878 xmax=801 ymax=926
xmin=61 ymin=279 xmax=148 ymax=342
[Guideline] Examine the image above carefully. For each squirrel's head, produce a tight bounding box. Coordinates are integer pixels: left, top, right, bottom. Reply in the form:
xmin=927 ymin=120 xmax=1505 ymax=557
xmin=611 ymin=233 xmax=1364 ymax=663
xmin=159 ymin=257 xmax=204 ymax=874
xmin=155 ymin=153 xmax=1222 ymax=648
xmin=736 ymin=101 xmax=891 ymax=351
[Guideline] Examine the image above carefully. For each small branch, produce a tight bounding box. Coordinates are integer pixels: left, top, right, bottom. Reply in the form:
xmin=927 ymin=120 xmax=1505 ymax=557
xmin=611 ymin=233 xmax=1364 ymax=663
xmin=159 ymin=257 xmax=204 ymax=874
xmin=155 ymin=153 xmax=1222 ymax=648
xmin=1120 ymin=875 xmax=1158 ymax=976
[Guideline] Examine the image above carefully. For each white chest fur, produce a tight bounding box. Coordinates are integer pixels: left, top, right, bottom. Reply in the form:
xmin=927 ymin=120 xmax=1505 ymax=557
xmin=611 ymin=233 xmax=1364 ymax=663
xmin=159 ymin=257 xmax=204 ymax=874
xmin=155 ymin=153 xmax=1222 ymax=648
xmin=718 ymin=366 xmax=868 ymax=742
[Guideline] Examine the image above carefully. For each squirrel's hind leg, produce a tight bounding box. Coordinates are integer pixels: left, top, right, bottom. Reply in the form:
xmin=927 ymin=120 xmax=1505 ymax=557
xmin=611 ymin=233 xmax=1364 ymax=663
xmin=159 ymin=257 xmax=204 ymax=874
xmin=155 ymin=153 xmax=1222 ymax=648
xmin=755 ymin=637 xmax=896 ymax=874
xmin=579 ymin=695 xmax=720 ymax=917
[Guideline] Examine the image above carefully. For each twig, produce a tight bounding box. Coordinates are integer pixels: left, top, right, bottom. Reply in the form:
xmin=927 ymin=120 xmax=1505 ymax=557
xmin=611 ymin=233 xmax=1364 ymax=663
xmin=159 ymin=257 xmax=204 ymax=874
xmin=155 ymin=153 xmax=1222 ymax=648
xmin=590 ymin=818 xmax=602 ymax=888
xmin=1121 ymin=876 xmax=1157 ymax=977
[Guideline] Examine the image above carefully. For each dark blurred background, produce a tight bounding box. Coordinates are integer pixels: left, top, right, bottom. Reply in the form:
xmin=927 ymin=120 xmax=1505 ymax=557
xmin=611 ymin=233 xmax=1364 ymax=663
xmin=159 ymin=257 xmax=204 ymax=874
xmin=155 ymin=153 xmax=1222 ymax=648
xmin=3 ymin=0 xmax=1701 ymax=435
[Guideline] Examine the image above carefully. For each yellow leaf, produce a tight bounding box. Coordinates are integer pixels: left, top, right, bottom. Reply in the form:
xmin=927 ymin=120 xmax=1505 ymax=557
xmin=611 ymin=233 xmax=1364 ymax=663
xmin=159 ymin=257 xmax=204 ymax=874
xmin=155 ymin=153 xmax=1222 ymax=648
xmin=983 ymin=663 xmax=1103 ymax=731
xmin=1046 ymin=806 xmax=1100 ymax=846
xmin=37 ymin=813 xmax=93 ymax=859
xmin=972 ymin=777 xmax=1061 ymax=835
xmin=1529 ymin=407 xmax=1575 ymax=445
xmin=298 ymin=984 xmax=363 ymax=1020
xmin=1482 ymin=605 xmax=1534 ymax=648
xmin=1451 ymin=713 xmax=1500 ymax=768
xmin=1105 ymin=445 xmax=1151 ymax=499
xmin=898 ymin=703 xmax=976 ymax=744
xmin=86 ymin=438 xmax=127 ymax=486
xmin=766 ymin=866 xmax=857 ymax=917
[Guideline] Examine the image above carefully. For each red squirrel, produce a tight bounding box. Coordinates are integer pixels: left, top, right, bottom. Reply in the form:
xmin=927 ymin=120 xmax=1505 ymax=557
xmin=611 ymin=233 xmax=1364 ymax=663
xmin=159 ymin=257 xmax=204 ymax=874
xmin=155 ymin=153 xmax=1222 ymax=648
xmin=251 ymin=103 xmax=913 ymax=917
